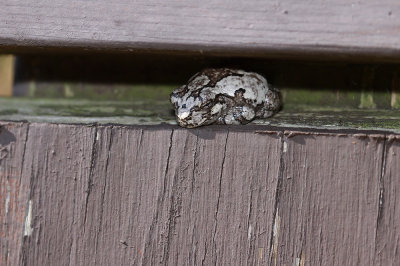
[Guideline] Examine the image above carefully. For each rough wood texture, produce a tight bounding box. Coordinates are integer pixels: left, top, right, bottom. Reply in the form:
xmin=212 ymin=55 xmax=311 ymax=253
xmin=1 ymin=122 xmax=400 ymax=265
xmin=1 ymin=0 xmax=400 ymax=60
xmin=374 ymin=137 xmax=400 ymax=265
xmin=19 ymin=123 xmax=96 ymax=265
xmin=274 ymin=133 xmax=385 ymax=265
xmin=0 ymin=122 xmax=29 ymax=266
xmin=2 ymin=97 xmax=400 ymax=134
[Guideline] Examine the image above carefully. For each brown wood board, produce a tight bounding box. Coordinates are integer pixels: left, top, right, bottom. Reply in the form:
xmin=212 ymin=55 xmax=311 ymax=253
xmin=1 ymin=1 xmax=400 ymax=60
xmin=374 ymin=137 xmax=400 ymax=265
xmin=273 ymin=133 xmax=385 ymax=265
xmin=0 ymin=122 xmax=29 ymax=266
xmin=1 ymin=122 xmax=399 ymax=265
xmin=19 ymin=123 xmax=96 ymax=265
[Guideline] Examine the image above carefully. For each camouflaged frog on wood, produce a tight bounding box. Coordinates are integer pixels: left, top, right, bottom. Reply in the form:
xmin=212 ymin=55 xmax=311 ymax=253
xmin=170 ymin=68 xmax=281 ymax=128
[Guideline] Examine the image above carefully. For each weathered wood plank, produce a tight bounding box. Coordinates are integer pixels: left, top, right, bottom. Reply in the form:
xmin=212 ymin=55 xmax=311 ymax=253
xmin=1 ymin=0 xmax=400 ymax=60
xmin=156 ymin=128 xmax=229 ymax=265
xmin=374 ymin=137 xmax=400 ymax=265
xmin=19 ymin=123 xmax=96 ymax=265
xmin=2 ymin=123 xmax=283 ymax=265
xmin=74 ymin=126 xmax=173 ymax=265
xmin=3 ymin=122 xmax=400 ymax=264
xmin=2 ymin=97 xmax=400 ymax=134
xmin=213 ymin=130 xmax=281 ymax=265
xmin=0 ymin=122 xmax=29 ymax=266
xmin=273 ymin=133 xmax=384 ymax=265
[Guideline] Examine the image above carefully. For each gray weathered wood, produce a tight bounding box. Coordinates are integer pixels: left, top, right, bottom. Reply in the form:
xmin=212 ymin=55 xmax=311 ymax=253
xmin=1 ymin=0 xmax=400 ymax=60
xmin=19 ymin=123 xmax=96 ymax=265
xmin=0 ymin=122 xmax=29 ymax=266
xmin=2 ymin=122 xmax=400 ymax=265
xmin=374 ymin=137 xmax=400 ymax=265
xmin=213 ymin=130 xmax=280 ymax=265
xmin=273 ymin=133 xmax=385 ymax=265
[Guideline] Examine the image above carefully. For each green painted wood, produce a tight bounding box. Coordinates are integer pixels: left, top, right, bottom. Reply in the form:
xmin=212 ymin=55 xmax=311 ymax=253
xmin=1 ymin=97 xmax=400 ymax=133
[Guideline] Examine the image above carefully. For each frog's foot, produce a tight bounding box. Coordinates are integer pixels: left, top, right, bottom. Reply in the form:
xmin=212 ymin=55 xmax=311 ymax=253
xmin=218 ymin=105 xmax=256 ymax=125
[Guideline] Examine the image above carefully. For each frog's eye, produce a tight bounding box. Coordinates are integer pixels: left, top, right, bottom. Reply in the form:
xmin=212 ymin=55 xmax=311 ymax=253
xmin=182 ymin=104 xmax=187 ymax=109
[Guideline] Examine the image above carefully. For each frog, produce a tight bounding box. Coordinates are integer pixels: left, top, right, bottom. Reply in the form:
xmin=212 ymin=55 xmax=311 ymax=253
xmin=170 ymin=68 xmax=281 ymax=128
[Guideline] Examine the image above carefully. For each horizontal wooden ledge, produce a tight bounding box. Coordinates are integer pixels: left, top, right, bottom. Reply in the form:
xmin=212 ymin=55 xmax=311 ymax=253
xmin=2 ymin=0 xmax=400 ymax=62
xmin=1 ymin=121 xmax=400 ymax=140
xmin=1 ymin=97 xmax=400 ymax=134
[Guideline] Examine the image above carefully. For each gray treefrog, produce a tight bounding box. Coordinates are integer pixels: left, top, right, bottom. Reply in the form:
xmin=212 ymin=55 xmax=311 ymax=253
xmin=170 ymin=68 xmax=281 ymax=128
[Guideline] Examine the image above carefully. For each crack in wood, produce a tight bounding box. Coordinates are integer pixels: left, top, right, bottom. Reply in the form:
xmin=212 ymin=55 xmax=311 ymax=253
xmin=211 ymin=130 xmax=229 ymax=266
xmin=18 ymin=123 xmax=29 ymax=185
xmin=2 ymin=122 xmax=397 ymax=264
xmin=268 ymin=134 xmax=284 ymax=265
xmin=83 ymin=125 xmax=98 ymax=230
xmin=93 ymin=126 xmax=114 ymax=264
xmin=189 ymin=131 xmax=199 ymax=265
xmin=373 ymin=137 xmax=388 ymax=262
xmin=161 ymin=129 xmax=175 ymax=265
xmin=246 ymin=180 xmax=254 ymax=265
xmin=142 ymin=129 xmax=173 ymax=265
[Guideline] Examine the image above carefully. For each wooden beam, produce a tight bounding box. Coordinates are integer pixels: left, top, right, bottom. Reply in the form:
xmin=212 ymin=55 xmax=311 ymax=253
xmin=1 ymin=1 xmax=400 ymax=61
xmin=1 ymin=97 xmax=400 ymax=133
xmin=1 ymin=122 xmax=398 ymax=264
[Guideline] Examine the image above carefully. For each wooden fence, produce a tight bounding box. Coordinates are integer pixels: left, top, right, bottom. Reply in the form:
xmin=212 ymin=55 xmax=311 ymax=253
xmin=1 ymin=122 xmax=399 ymax=264
xmin=1 ymin=0 xmax=400 ymax=265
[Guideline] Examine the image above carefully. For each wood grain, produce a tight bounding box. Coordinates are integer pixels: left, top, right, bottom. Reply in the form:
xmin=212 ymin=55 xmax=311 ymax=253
xmin=1 ymin=0 xmax=400 ymax=60
xmin=274 ymin=133 xmax=385 ymax=265
xmin=0 ymin=122 xmax=29 ymax=266
xmin=374 ymin=137 xmax=400 ymax=265
xmin=2 ymin=122 xmax=400 ymax=265
xmin=213 ymin=130 xmax=280 ymax=265
xmin=19 ymin=123 xmax=96 ymax=265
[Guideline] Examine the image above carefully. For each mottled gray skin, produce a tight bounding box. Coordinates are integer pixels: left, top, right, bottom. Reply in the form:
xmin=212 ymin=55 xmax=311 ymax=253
xmin=170 ymin=68 xmax=281 ymax=128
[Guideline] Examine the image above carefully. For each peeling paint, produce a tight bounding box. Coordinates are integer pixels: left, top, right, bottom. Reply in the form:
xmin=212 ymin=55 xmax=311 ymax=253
xmin=257 ymin=248 xmax=263 ymax=265
xmin=272 ymin=209 xmax=280 ymax=266
xmin=300 ymin=251 xmax=305 ymax=266
xmin=24 ymin=200 xmax=33 ymax=236
xmin=96 ymin=131 xmax=100 ymax=141
xmin=248 ymin=224 xmax=252 ymax=240
xmin=6 ymin=189 xmax=10 ymax=214
xmin=295 ymin=251 xmax=306 ymax=266
xmin=5 ymin=192 xmax=10 ymax=214
xmin=5 ymin=180 xmax=10 ymax=214
xmin=283 ymin=141 xmax=288 ymax=153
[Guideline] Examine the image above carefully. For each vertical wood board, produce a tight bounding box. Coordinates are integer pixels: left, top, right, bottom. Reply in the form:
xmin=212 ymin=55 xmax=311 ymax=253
xmin=0 ymin=122 xmax=29 ymax=266
xmin=374 ymin=138 xmax=400 ymax=265
xmin=19 ymin=123 xmax=96 ymax=265
xmin=213 ymin=130 xmax=281 ymax=265
xmin=274 ymin=133 xmax=384 ymax=265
